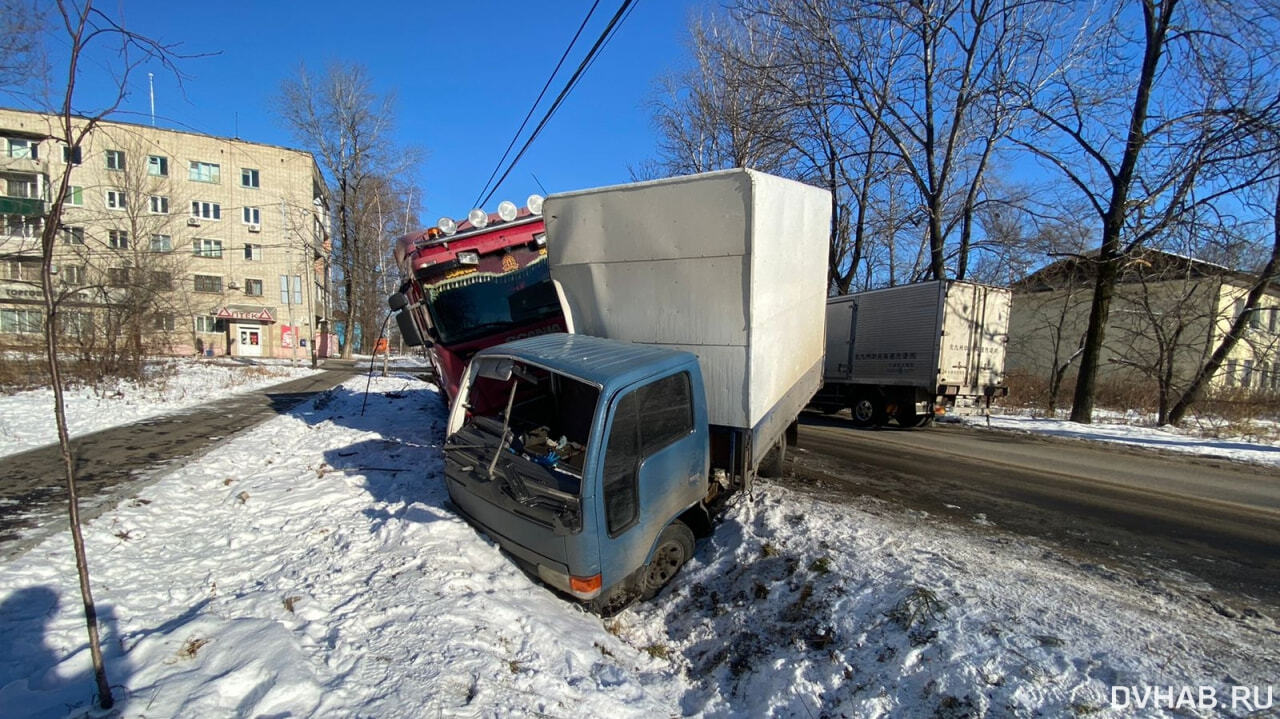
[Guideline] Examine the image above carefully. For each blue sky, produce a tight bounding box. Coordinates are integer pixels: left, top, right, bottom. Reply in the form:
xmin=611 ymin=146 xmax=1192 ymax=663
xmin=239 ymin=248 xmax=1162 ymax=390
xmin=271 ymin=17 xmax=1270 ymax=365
xmin=62 ymin=1 xmax=700 ymax=225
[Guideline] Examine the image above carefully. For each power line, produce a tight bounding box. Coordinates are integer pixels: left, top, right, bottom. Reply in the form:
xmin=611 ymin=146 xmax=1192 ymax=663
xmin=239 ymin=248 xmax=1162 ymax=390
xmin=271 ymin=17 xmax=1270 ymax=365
xmin=476 ymin=0 xmax=638 ymax=210
xmin=471 ymin=1 xmax=602 ymax=210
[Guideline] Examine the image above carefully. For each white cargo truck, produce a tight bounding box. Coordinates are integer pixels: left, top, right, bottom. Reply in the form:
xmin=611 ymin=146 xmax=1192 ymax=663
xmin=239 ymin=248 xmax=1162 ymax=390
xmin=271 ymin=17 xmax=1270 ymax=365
xmin=811 ymin=280 xmax=1010 ymax=427
xmin=442 ymin=169 xmax=829 ymax=610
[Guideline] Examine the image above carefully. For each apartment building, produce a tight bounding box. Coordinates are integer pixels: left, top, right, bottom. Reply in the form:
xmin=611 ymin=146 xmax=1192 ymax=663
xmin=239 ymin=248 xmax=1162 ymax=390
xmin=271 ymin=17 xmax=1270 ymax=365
xmin=0 ymin=107 xmax=331 ymax=360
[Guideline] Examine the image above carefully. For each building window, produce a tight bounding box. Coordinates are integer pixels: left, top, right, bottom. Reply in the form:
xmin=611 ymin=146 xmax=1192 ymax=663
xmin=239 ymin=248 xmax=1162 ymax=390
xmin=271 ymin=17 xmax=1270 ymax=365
xmin=194 ymin=274 xmax=222 ymax=293
xmin=0 ymin=308 xmax=42 ymax=334
xmin=195 ymin=315 xmax=218 ymax=333
xmin=189 ymin=161 xmax=220 ymax=183
xmin=1242 ymin=360 xmax=1254 ymax=388
xmin=66 ymin=186 xmax=84 ymax=206
xmin=243 ymin=243 xmax=262 ymax=261
xmin=60 ymin=264 xmax=84 ymax=285
xmin=62 ymin=145 xmax=81 ymax=165
xmin=147 ymin=155 xmax=169 ymax=176
xmin=150 ymin=234 xmax=172 ymax=252
xmin=107 ymin=267 xmax=130 ymax=287
xmin=153 ymin=313 xmax=176 ymax=331
xmin=4 ymin=174 xmax=38 ymax=198
xmin=106 ymin=189 xmax=127 ymax=210
xmin=6 ymin=260 xmax=41 ymax=282
xmin=244 ymin=278 xmax=263 ymax=297
xmin=108 ymin=229 xmax=129 ymax=249
xmin=279 ymin=275 xmax=290 ymax=305
xmin=105 ymin=149 xmax=125 ymax=171
xmin=4 ymin=214 xmax=41 ymax=237
xmin=1225 ymin=360 xmax=1238 ymax=387
xmin=6 ymin=138 xmax=36 ymax=159
xmin=149 ymin=195 xmax=169 ymax=214
xmin=242 ymin=206 xmax=261 ymax=225
xmin=149 ymin=271 xmax=172 ymax=290
xmin=58 ymin=311 xmax=91 ymax=336
xmin=241 ymin=168 xmax=259 ymax=188
xmin=61 ymin=226 xmax=85 ymax=245
xmin=193 ymin=238 xmax=223 ymax=258
xmin=191 ymin=201 xmax=221 ymax=220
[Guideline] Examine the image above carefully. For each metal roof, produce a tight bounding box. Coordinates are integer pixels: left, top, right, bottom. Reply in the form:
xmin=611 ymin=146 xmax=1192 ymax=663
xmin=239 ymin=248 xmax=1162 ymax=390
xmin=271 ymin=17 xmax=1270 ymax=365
xmin=474 ymin=333 xmax=696 ymax=391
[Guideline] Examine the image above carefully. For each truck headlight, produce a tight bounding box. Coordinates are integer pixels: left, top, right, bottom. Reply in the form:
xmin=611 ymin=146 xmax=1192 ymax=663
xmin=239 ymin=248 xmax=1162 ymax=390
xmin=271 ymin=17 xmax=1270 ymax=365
xmin=497 ymin=200 xmax=518 ymax=222
xmin=437 ymin=216 xmax=457 ymax=236
xmin=457 ymin=250 xmax=480 ymax=265
xmin=467 ymin=208 xmax=489 ymax=229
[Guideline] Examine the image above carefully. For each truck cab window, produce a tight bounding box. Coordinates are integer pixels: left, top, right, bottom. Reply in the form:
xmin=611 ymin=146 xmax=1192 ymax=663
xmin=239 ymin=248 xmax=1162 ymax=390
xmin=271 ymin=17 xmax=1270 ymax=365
xmin=603 ymin=372 xmax=694 ymax=535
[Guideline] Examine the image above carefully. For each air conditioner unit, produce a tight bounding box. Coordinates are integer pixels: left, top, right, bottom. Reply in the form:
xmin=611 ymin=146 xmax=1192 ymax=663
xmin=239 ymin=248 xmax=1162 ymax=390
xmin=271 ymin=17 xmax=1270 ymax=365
xmin=187 ymin=217 xmax=201 ymax=227
xmin=248 ymin=224 xmax=261 ymax=233
xmin=227 ymin=281 xmax=241 ymax=290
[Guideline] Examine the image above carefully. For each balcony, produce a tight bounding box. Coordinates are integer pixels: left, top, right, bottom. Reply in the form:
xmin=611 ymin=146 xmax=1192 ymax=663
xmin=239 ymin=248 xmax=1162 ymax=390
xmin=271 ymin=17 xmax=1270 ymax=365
xmin=0 ymin=195 xmax=45 ymax=217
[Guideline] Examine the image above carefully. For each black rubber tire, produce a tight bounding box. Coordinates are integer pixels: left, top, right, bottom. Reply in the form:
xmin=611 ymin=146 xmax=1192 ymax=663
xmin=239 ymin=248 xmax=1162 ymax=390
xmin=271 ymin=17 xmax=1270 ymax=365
xmin=909 ymin=412 xmax=934 ymax=428
xmin=850 ymin=395 xmax=886 ymax=428
xmin=640 ymin=521 xmax=695 ymax=599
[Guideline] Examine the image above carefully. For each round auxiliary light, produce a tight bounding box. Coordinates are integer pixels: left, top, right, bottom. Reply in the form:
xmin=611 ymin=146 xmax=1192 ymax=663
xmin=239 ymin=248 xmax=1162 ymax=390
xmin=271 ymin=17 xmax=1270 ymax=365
xmin=526 ymin=194 xmax=544 ymax=215
xmin=436 ymin=217 xmax=457 ymax=236
xmin=497 ymin=200 xmax=518 ymax=222
xmin=467 ymin=208 xmax=489 ymax=229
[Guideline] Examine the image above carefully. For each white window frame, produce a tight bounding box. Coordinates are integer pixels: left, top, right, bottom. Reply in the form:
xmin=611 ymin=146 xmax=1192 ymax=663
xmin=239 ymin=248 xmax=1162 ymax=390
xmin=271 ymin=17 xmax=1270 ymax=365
xmin=189 ymin=161 xmax=221 ymax=184
xmin=6 ymin=138 xmax=35 ymax=159
xmin=244 ymin=243 xmax=262 ymax=261
xmin=195 ymin=315 xmax=219 ymax=333
xmin=61 ymin=226 xmax=85 ymax=245
xmin=61 ymin=264 xmax=85 ymax=285
xmin=108 ymin=229 xmax=129 ymax=250
xmin=0 ymin=307 xmax=43 ymax=334
xmin=149 ymin=195 xmax=170 ymax=214
xmin=105 ymin=149 xmax=125 ymax=171
xmin=66 ymin=186 xmax=84 ymax=207
xmin=244 ymin=278 xmax=264 ymax=297
xmin=147 ymin=155 xmax=169 ymax=177
xmin=193 ymin=274 xmax=223 ymax=293
xmin=150 ymin=234 xmax=173 ymax=252
xmin=191 ymin=200 xmax=221 ymax=220
xmin=105 ymin=189 xmax=127 ymax=210
xmin=241 ymin=168 xmax=260 ymax=188
xmin=242 ymin=206 xmax=261 ymax=225
xmin=193 ymin=238 xmax=223 ymax=258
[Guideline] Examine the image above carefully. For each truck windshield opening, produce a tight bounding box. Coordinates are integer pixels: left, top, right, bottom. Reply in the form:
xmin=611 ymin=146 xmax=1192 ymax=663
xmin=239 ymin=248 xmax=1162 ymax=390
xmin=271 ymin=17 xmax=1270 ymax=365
xmin=460 ymin=362 xmax=600 ymax=496
xmin=423 ymin=260 xmax=560 ymax=345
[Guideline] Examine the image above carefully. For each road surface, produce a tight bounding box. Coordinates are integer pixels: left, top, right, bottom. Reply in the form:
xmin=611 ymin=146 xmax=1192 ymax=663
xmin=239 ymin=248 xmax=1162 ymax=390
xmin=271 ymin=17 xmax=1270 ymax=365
xmin=790 ymin=414 xmax=1280 ymax=612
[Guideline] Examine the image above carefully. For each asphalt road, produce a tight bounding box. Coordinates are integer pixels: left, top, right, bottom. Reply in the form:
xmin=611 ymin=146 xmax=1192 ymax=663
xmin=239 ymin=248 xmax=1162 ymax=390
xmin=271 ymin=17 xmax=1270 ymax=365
xmin=0 ymin=368 xmax=356 ymax=560
xmin=790 ymin=414 xmax=1280 ymax=612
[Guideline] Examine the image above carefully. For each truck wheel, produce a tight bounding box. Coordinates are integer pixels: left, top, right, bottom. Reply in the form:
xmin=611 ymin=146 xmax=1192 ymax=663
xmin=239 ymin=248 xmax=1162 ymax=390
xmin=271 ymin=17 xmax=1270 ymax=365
xmin=640 ymin=521 xmax=695 ymax=600
xmin=758 ymin=434 xmax=788 ymax=478
xmin=850 ymin=396 xmax=886 ymax=428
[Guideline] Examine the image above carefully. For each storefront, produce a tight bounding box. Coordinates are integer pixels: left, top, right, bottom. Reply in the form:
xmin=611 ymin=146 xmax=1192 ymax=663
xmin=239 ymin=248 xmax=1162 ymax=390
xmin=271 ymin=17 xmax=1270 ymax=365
xmin=214 ymin=306 xmax=276 ymax=358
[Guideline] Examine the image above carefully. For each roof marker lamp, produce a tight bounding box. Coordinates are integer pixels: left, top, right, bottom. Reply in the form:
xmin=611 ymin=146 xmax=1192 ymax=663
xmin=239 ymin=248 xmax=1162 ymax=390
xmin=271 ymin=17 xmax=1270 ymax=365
xmin=533 ymin=232 xmax=547 ymax=247
xmin=526 ymin=194 xmax=544 ymax=215
xmin=437 ymin=216 xmax=458 ymax=236
xmin=497 ymin=200 xmax=518 ymax=222
xmin=468 ymin=208 xmax=489 ymax=229
xmin=457 ymin=250 xmax=480 ymax=265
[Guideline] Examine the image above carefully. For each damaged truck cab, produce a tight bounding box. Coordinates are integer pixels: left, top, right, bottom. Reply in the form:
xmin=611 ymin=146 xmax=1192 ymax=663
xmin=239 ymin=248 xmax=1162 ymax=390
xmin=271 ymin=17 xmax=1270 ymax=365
xmin=443 ymin=333 xmax=713 ymax=609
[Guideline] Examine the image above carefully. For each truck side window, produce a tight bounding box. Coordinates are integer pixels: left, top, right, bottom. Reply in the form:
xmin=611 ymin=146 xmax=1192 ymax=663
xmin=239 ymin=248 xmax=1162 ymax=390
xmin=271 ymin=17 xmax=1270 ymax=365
xmin=602 ymin=372 xmax=694 ymax=536
xmin=638 ymin=372 xmax=693 ymax=453
xmin=603 ymin=392 xmax=640 ymax=535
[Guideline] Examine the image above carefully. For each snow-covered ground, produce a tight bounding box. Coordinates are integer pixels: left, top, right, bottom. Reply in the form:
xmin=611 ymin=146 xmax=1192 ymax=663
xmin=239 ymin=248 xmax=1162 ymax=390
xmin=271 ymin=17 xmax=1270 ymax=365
xmin=0 ymin=372 xmax=1275 ymax=717
xmin=962 ymin=409 xmax=1280 ymax=468
xmin=0 ymin=359 xmax=322 ymax=458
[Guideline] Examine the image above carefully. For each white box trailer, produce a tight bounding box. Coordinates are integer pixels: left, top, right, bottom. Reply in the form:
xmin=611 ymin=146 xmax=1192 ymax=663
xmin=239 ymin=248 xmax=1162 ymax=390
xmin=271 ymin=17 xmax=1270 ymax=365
xmin=545 ymin=168 xmax=829 ymax=482
xmin=814 ymin=280 xmax=1009 ymax=427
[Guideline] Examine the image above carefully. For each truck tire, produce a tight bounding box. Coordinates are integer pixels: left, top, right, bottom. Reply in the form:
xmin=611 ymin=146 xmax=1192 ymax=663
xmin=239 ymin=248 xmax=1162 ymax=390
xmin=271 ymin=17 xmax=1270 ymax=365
xmin=640 ymin=521 xmax=695 ymax=600
xmin=758 ymin=433 xmax=788 ymax=478
xmin=850 ymin=395 xmax=886 ymax=428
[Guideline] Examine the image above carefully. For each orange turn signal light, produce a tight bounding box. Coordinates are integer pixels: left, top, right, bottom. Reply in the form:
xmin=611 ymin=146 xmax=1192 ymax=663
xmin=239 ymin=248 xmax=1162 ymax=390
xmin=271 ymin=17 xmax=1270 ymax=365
xmin=570 ymin=573 xmax=602 ymax=595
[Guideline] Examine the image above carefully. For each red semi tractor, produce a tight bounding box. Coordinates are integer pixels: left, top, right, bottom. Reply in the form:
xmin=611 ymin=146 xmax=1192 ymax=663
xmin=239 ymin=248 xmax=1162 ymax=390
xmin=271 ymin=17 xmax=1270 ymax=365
xmin=389 ymin=196 xmax=566 ymax=401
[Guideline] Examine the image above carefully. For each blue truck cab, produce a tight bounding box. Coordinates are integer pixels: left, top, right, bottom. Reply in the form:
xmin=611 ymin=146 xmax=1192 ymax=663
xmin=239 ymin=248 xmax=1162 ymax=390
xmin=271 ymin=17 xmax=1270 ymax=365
xmin=443 ymin=333 xmax=714 ymax=610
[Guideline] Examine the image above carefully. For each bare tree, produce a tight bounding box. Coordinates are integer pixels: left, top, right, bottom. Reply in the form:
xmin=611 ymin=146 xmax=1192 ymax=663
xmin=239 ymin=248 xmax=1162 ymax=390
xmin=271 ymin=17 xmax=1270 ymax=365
xmin=25 ymin=1 xmax=187 ymax=709
xmin=276 ymin=63 xmax=419 ymax=357
xmin=0 ymin=0 xmax=46 ymax=89
xmin=1014 ymin=0 xmax=1280 ymax=422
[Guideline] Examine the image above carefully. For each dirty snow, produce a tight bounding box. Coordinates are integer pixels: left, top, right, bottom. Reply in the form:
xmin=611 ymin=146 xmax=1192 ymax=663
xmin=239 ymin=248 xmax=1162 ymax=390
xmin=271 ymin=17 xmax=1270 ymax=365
xmin=0 ymin=371 xmax=1275 ymax=717
xmin=0 ymin=359 xmax=322 ymax=459
xmin=963 ymin=411 xmax=1280 ymax=468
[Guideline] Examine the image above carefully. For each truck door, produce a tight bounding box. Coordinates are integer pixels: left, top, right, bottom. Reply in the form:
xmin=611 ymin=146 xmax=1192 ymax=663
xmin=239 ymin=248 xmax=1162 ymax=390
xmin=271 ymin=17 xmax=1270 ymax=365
xmin=596 ymin=371 xmax=704 ymax=591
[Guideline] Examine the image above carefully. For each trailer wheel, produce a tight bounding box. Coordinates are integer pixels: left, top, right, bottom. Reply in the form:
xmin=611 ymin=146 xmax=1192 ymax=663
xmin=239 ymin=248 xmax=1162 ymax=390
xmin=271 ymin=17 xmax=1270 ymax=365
xmin=850 ymin=396 xmax=886 ymax=428
xmin=640 ymin=521 xmax=695 ymax=600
